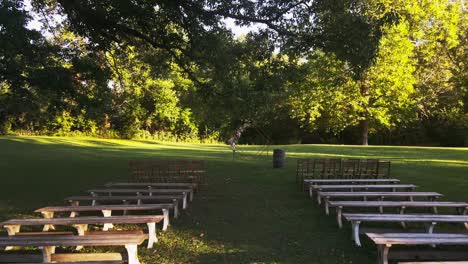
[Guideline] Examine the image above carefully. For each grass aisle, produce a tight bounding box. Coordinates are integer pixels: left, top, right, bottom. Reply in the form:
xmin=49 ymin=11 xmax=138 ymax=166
xmin=0 ymin=136 xmax=467 ymax=263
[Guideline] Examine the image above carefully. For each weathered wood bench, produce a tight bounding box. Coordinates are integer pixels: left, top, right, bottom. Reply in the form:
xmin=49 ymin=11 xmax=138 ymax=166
xmin=0 ymin=232 xmax=146 ymax=264
xmin=398 ymin=261 xmax=468 ymax=264
xmin=304 ymin=179 xmax=401 ymax=195
xmin=35 ymin=204 xmax=175 ymax=231
xmin=327 ymin=201 xmax=468 ymax=228
xmin=65 ymin=194 xmax=184 ymax=212
xmin=310 ymin=184 xmax=417 ymax=198
xmin=88 ymin=188 xmax=193 ymax=204
xmin=1 ymin=215 xmax=163 ymax=249
xmin=366 ymin=233 xmax=468 ymax=264
xmin=105 ymin=182 xmax=198 ymax=192
xmin=343 ymin=214 xmax=468 ymax=246
xmin=318 ymin=191 xmax=443 ymax=213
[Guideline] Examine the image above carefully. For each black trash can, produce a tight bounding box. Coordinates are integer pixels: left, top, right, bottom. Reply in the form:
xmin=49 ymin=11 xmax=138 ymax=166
xmin=273 ymin=149 xmax=286 ymax=168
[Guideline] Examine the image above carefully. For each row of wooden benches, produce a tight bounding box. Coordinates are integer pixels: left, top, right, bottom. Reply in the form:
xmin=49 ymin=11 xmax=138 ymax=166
xmin=302 ymin=178 xmax=468 ymax=264
xmin=297 ymin=159 xmax=391 ymax=189
xmin=0 ymin=182 xmax=198 ymax=264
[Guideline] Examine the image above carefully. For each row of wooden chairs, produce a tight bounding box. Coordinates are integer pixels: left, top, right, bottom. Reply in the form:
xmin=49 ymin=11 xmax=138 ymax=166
xmin=129 ymin=159 xmax=206 ymax=185
xmin=296 ymin=158 xmax=391 ymax=189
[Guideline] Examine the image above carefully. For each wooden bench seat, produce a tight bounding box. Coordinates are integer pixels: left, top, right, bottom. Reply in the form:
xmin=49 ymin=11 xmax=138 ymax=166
xmin=35 ymin=203 xmax=176 ymax=230
xmin=367 ymin=233 xmax=468 ymax=264
xmin=65 ymin=194 xmax=185 ymax=211
xmin=398 ymin=261 xmax=468 ymax=264
xmin=327 ymin=201 xmax=468 ymax=228
xmin=305 ymin=178 xmax=401 ymax=193
xmin=88 ymin=188 xmax=193 ymax=203
xmin=309 ymin=184 xmax=417 ymax=198
xmin=0 ymin=232 xmax=146 ymax=264
xmin=343 ymin=214 xmax=468 ymax=246
xmin=317 ymin=191 xmax=443 ymax=211
xmin=1 ymin=215 xmax=163 ymax=249
xmin=105 ymin=182 xmax=198 ymax=192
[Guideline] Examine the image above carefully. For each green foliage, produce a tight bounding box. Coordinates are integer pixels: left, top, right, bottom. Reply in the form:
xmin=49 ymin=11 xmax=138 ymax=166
xmin=1 ymin=0 xmax=466 ymax=146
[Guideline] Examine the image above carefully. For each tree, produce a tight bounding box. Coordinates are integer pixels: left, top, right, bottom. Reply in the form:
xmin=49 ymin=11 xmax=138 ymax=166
xmin=289 ymin=0 xmax=463 ymax=145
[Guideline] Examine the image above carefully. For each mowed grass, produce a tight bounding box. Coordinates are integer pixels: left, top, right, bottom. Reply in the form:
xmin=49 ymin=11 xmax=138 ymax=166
xmin=0 ymin=136 xmax=467 ymax=264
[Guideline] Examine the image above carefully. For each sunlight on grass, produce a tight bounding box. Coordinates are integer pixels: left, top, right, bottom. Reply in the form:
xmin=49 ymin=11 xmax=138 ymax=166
xmin=0 ymin=136 xmax=467 ymax=263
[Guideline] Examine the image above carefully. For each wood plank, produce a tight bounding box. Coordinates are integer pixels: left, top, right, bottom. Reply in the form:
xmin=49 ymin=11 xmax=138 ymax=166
xmin=89 ymin=188 xmax=191 ymax=193
xmin=105 ymin=182 xmax=197 ymax=188
xmin=328 ymin=201 xmax=468 ymax=207
xmin=0 ymin=254 xmax=41 ymax=263
xmin=398 ymin=261 xmax=468 ymax=264
xmin=1 ymin=215 xmax=164 ymax=226
xmin=51 ymin=253 xmax=122 ymax=262
xmin=343 ymin=213 xmax=468 ymax=222
xmin=65 ymin=195 xmax=183 ymax=201
xmin=304 ymin=179 xmax=400 ymax=184
xmin=366 ymin=233 xmax=468 ymax=245
xmin=391 ymin=249 xmax=468 ymax=261
xmin=320 ymin=192 xmax=442 ymax=197
xmin=0 ymin=233 xmax=147 ymax=247
xmin=313 ymin=184 xmax=416 ymax=189
xmin=35 ymin=204 xmax=175 ymax=213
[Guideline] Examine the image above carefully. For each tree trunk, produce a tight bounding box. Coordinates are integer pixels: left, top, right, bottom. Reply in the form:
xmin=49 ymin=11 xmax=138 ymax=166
xmin=360 ymin=119 xmax=369 ymax=145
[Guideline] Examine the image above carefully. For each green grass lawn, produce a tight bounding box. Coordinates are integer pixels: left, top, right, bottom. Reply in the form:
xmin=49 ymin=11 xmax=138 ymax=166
xmin=0 ymin=136 xmax=467 ymax=263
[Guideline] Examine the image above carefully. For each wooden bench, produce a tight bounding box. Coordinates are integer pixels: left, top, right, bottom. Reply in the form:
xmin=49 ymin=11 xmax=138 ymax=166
xmin=35 ymin=204 xmax=175 ymax=231
xmin=65 ymin=194 xmax=184 ymax=212
xmin=327 ymin=201 xmax=468 ymax=228
xmin=367 ymin=233 xmax=468 ymax=264
xmin=1 ymin=215 xmax=163 ymax=249
xmin=105 ymin=182 xmax=198 ymax=192
xmin=343 ymin=214 xmax=468 ymax=246
xmin=318 ymin=192 xmax=443 ymax=213
xmin=88 ymin=188 xmax=193 ymax=204
xmin=310 ymin=184 xmax=417 ymax=198
xmin=0 ymin=232 xmax=146 ymax=264
xmin=304 ymin=178 xmax=401 ymax=195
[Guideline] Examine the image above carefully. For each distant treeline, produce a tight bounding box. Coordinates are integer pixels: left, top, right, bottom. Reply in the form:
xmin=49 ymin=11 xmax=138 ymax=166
xmin=1 ymin=1 xmax=466 ymax=146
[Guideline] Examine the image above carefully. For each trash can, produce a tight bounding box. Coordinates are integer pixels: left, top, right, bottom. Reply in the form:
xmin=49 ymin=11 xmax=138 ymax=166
xmin=273 ymin=149 xmax=286 ymax=168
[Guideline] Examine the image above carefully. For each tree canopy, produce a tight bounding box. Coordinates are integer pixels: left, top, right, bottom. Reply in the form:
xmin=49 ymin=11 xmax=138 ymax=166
xmin=1 ymin=0 xmax=466 ymax=146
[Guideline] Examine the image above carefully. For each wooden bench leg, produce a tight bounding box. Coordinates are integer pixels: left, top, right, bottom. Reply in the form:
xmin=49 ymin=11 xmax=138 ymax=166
xmin=41 ymin=246 xmax=55 ymax=262
xmin=325 ymin=198 xmax=330 ymax=215
xmin=189 ymin=190 xmax=194 ymax=202
xmin=317 ymin=192 xmax=322 ymax=205
xmin=72 ymin=224 xmax=88 ymax=250
xmin=4 ymin=225 xmax=20 ymax=236
xmin=4 ymin=225 xmax=20 ymax=251
xmin=337 ymin=207 xmax=343 ymax=228
xmin=377 ymin=244 xmax=391 ymax=264
xmin=123 ymin=200 xmax=130 ymax=214
xmin=399 ymin=206 xmax=407 ymax=228
xmin=378 ymin=196 xmax=384 ymax=213
xmin=308 ymin=185 xmax=313 ymax=198
xmin=162 ymin=209 xmax=169 ymax=231
xmin=41 ymin=211 xmax=56 ymax=231
xmin=426 ymin=222 xmax=437 ymax=234
xmin=102 ymin=210 xmax=114 ymax=230
xmin=147 ymin=222 xmax=157 ymax=248
xmin=182 ymin=192 xmax=188 ymax=209
xmin=173 ymin=199 xmax=179 ymax=218
xmin=125 ymin=244 xmax=140 ymax=264
xmin=351 ymin=221 xmax=362 ymax=246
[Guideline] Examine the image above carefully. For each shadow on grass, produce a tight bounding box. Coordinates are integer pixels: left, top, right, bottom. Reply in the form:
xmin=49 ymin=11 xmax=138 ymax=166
xmin=0 ymin=136 xmax=467 ymax=263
